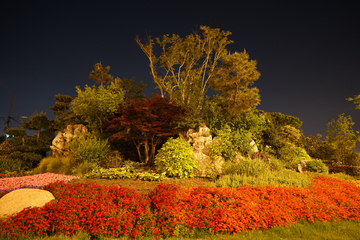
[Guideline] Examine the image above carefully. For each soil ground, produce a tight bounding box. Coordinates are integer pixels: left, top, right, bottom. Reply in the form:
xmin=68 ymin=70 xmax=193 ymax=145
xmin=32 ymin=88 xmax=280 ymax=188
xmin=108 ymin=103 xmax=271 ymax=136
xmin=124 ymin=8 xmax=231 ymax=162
xmin=70 ymin=177 xmax=213 ymax=195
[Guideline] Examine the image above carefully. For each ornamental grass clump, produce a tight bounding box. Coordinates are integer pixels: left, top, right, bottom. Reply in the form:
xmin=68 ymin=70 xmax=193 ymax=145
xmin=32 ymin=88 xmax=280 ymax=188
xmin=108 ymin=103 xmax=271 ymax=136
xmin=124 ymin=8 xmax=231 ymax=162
xmin=35 ymin=156 xmax=78 ymax=176
xmin=155 ymin=137 xmax=198 ymax=178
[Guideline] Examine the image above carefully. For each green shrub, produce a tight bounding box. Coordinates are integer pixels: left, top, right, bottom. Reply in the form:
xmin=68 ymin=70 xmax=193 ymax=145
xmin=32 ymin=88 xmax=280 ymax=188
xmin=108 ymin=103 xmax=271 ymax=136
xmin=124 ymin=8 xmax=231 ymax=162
xmin=269 ymin=156 xmax=285 ymax=171
xmin=72 ymin=161 xmax=94 ymax=177
xmin=277 ymin=145 xmax=311 ymax=170
xmin=223 ymin=157 xmax=271 ymax=177
xmin=327 ymin=165 xmax=360 ymax=176
xmin=208 ymin=124 xmax=253 ymax=161
xmin=97 ymin=151 xmax=124 ymax=169
xmin=0 ymin=155 xmax=23 ymax=173
xmin=294 ymin=147 xmax=312 ymax=160
xmin=155 ymin=137 xmax=198 ymax=178
xmin=306 ymin=160 xmax=329 ymax=173
xmin=67 ymin=133 xmax=110 ymax=164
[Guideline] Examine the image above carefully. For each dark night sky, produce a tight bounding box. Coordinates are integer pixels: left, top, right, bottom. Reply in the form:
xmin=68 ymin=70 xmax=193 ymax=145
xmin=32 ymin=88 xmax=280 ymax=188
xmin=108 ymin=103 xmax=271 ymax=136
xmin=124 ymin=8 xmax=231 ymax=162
xmin=1 ymin=0 xmax=360 ymax=138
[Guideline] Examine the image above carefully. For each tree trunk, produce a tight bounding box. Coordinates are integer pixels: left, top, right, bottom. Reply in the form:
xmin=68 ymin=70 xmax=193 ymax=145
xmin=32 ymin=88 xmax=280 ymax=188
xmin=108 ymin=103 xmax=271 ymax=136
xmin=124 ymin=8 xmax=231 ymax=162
xmin=144 ymin=141 xmax=150 ymax=165
xmin=132 ymin=138 xmax=143 ymax=163
xmin=149 ymin=137 xmax=157 ymax=166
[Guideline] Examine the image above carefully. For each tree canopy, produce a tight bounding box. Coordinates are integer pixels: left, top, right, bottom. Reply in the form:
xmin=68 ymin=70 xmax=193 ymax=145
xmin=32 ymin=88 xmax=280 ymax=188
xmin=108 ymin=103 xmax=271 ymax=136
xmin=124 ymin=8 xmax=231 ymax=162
xmin=324 ymin=113 xmax=359 ymax=165
xmin=70 ymin=80 xmax=124 ymax=134
xmin=103 ymin=94 xmax=186 ymax=165
xmin=21 ymin=112 xmax=50 ymax=142
xmin=346 ymin=94 xmax=360 ymax=109
xmin=209 ymin=50 xmax=261 ymax=116
xmin=114 ymin=77 xmax=147 ymax=102
xmin=89 ymin=62 xmax=114 ymax=86
xmin=136 ymin=26 xmax=233 ymax=113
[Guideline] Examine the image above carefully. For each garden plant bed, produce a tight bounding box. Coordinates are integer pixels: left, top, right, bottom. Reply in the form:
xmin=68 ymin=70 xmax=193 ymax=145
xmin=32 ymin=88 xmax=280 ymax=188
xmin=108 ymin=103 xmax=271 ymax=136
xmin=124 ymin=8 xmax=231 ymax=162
xmin=70 ymin=177 xmax=213 ymax=194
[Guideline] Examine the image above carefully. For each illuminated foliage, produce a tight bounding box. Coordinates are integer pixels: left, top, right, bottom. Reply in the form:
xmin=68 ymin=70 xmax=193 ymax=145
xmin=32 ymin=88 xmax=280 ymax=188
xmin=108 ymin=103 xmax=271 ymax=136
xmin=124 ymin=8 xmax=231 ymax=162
xmin=70 ymin=81 xmax=124 ymax=134
xmin=103 ymin=94 xmax=186 ymax=165
xmin=346 ymin=94 xmax=360 ymax=109
xmin=136 ymin=26 xmax=233 ymax=113
xmin=210 ymin=50 xmax=261 ymax=116
xmin=324 ymin=113 xmax=359 ymax=165
xmin=89 ymin=62 xmax=114 ymax=86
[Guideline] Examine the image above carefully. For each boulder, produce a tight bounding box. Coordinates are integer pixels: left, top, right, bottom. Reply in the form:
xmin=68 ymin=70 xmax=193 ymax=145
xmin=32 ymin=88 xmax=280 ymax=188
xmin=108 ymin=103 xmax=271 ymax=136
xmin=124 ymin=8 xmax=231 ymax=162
xmin=250 ymin=139 xmax=258 ymax=153
xmin=50 ymin=124 xmax=88 ymax=157
xmin=186 ymin=125 xmax=259 ymax=176
xmin=0 ymin=189 xmax=55 ymax=219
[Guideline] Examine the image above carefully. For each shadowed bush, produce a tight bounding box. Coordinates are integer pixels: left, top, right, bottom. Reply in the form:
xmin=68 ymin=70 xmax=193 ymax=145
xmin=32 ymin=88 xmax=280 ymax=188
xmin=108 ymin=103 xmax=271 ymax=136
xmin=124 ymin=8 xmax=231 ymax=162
xmin=0 ymin=155 xmax=23 ymax=173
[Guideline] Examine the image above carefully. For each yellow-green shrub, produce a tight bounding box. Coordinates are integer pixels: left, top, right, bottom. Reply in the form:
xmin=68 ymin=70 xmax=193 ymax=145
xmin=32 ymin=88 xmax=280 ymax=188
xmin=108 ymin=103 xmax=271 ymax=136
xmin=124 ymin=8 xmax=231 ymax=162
xmin=155 ymin=137 xmax=198 ymax=178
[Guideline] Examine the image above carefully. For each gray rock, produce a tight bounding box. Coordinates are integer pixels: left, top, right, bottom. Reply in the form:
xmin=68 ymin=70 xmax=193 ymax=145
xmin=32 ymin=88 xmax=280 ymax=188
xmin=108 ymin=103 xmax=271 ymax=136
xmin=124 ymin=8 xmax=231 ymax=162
xmin=50 ymin=124 xmax=88 ymax=157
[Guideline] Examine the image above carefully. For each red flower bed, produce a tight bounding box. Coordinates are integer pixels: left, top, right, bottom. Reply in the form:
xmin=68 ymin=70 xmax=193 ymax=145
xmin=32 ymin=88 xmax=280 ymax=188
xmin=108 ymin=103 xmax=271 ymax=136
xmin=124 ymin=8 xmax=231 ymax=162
xmin=149 ymin=176 xmax=360 ymax=236
xmin=0 ymin=176 xmax=359 ymax=239
xmin=0 ymin=181 xmax=154 ymax=239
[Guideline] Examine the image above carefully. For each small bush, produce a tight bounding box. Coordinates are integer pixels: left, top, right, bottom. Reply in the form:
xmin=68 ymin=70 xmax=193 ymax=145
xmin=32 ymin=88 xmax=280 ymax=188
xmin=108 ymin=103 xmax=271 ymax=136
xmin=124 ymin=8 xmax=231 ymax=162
xmin=327 ymin=165 xmax=360 ymax=176
xmin=155 ymin=137 xmax=198 ymax=178
xmin=306 ymin=160 xmax=329 ymax=173
xmin=208 ymin=124 xmax=252 ymax=161
xmin=277 ymin=145 xmax=311 ymax=170
xmin=97 ymin=151 xmax=124 ymax=169
xmin=223 ymin=157 xmax=271 ymax=177
xmin=67 ymin=133 xmax=110 ymax=164
xmin=0 ymin=155 xmax=23 ymax=173
xmin=269 ymin=156 xmax=285 ymax=171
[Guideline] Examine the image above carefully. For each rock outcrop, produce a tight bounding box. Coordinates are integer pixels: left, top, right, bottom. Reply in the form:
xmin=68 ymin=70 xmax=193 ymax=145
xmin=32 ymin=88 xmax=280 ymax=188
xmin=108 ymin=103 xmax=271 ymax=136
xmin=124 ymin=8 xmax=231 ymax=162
xmin=297 ymin=159 xmax=308 ymax=173
xmin=186 ymin=125 xmax=225 ymax=177
xmin=0 ymin=189 xmax=55 ymax=219
xmin=186 ymin=125 xmax=259 ymax=177
xmin=50 ymin=124 xmax=88 ymax=157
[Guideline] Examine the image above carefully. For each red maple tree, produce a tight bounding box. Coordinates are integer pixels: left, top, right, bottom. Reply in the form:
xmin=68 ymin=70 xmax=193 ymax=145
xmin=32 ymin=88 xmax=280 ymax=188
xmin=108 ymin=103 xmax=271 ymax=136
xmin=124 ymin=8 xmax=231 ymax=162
xmin=103 ymin=94 xmax=186 ymax=165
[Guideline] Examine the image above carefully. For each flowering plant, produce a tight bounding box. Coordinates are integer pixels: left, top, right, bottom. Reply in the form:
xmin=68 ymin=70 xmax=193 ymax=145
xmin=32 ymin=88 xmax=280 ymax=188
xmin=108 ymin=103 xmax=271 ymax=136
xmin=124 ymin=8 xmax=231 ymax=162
xmin=0 ymin=175 xmax=359 ymax=239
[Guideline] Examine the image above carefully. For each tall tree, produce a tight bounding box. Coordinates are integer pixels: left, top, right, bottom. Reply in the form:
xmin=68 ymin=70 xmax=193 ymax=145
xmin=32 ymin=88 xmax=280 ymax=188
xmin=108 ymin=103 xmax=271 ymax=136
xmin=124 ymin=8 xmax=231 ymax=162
xmin=136 ymin=26 xmax=233 ymax=113
xmin=21 ymin=112 xmax=50 ymax=142
xmin=103 ymin=94 xmax=186 ymax=165
xmin=89 ymin=62 xmax=114 ymax=86
xmin=324 ymin=113 xmax=359 ymax=165
xmin=209 ymin=50 xmax=261 ymax=116
xmin=49 ymin=94 xmax=75 ymax=131
xmin=70 ymin=81 xmax=124 ymax=134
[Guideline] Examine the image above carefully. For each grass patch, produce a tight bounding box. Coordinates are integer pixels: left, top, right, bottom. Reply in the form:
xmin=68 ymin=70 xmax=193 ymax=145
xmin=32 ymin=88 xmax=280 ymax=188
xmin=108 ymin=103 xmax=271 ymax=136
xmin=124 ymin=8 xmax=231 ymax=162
xmin=1 ymin=220 xmax=359 ymax=240
xmin=211 ymin=169 xmax=312 ymax=188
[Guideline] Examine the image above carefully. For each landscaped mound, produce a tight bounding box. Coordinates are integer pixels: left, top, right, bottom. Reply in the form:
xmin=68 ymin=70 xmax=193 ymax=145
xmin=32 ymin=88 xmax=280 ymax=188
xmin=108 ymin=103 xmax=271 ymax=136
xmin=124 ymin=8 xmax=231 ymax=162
xmin=0 ymin=176 xmax=359 ymax=239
